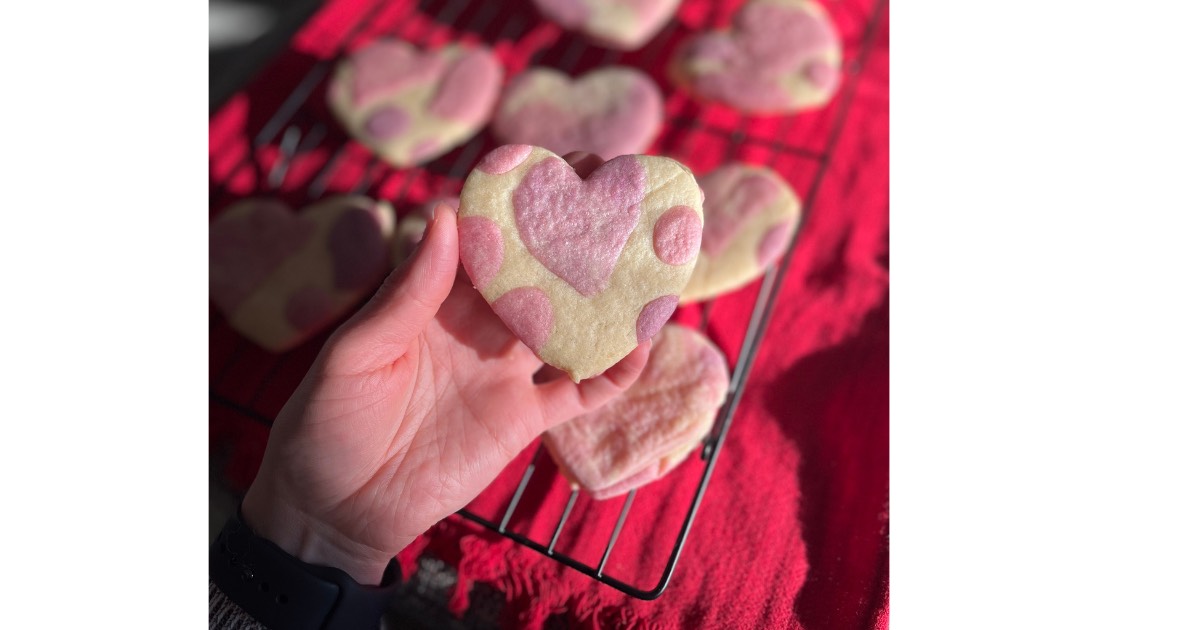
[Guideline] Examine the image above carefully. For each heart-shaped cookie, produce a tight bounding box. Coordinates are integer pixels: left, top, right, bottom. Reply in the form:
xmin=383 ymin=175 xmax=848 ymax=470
xmin=681 ymin=163 xmax=801 ymax=304
xmin=670 ymin=0 xmax=841 ymax=113
xmin=459 ymin=145 xmax=703 ymax=382
xmin=532 ymin=0 xmax=682 ymax=50
xmin=491 ymin=66 xmax=663 ymax=160
xmin=327 ymin=40 xmax=503 ymax=167
xmin=542 ymin=323 xmax=729 ymax=499
xmin=210 ymin=196 xmax=395 ymax=352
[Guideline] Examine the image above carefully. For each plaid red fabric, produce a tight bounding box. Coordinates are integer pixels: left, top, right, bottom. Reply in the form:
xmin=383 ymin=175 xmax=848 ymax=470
xmin=210 ymin=0 xmax=889 ymax=627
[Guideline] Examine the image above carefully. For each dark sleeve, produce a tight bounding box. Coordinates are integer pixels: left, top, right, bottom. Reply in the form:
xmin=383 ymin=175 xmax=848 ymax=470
xmin=209 ymin=580 xmax=269 ymax=630
xmin=211 ymin=510 xmax=402 ymax=629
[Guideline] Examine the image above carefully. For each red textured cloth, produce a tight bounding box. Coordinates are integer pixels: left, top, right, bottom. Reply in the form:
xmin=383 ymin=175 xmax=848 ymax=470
xmin=209 ymin=0 xmax=889 ymax=627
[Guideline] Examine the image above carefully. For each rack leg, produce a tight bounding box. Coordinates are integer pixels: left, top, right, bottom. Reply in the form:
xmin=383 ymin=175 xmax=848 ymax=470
xmin=547 ymin=489 xmax=579 ymax=555
xmin=596 ymin=490 xmax=637 ymax=577
xmin=498 ymin=446 xmax=543 ymax=533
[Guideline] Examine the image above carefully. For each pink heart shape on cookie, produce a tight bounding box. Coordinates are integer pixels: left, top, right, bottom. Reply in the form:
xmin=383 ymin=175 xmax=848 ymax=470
xmin=681 ymin=163 xmax=801 ymax=304
xmin=210 ymin=196 xmax=395 ymax=351
xmin=542 ymin=323 xmax=730 ymax=499
xmin=349 ymin=41 xmax=448 ymax=106
xmin=670 ymin=0 xmax=841 ymax=113
xmin=533 ymin=0 xmax=682 ymax=50
xmin=328 ymin=39 xmax=503 ymax=167
xmin=459 ymin=145 xmax=704 ymax=381
xmin=514 ymin=154 xmax=645 ymax=296
xmin=491 ymin=66 xmax=664 ymax=160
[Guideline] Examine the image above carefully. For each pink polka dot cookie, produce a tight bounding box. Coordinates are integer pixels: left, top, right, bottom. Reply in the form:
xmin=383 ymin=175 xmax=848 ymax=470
xmin=390 ymin=196 xmax=459 ymax=266
xmin=532 ymin=0 xmax=682 ymax=50
xmin=680 ymin=163 xmax=801 ymax=304
xmin=669 ymin=0 xmax=841 ymax=113
xmin=542 ymin=323 xmax=730 ymax=499
xmin=459 ymin=145 xmax=703 ymax=382
xmin=491 ymin=66 xmax=663 ymax=160
xmin=327 ymin=39 xmax=503 ymax=168
xmin=210 ymin=196 xmax=396 ymax=352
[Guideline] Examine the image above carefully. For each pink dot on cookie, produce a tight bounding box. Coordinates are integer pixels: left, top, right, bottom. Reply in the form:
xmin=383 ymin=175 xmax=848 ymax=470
xmin=477 ymin=144 xmax=533 ymax=174
xmin=459 ymin=216 xmax=504 ymax=290
xmin=364 ymin=107 xmax=409 ymax=140
xmin=637 ymin=295 xmax=679 ymax=342
xmin=653 ymin=205 xmax=702 ymax=265
xmin=492 ymin=287 xmax=555 ymax=352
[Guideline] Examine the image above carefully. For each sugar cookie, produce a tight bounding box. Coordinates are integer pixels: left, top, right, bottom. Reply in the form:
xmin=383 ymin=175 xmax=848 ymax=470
xmin=533 ymin=0 xmax=681 ymax=50
xmin=210 ymin=196 xmax=395 ymax=351
xmin=327 ymin=40 xmax=503 ymax=167
xmin=543 ymin=323 xmax=729 ymax=499
xmin=670 ymin=0 xmax=840 ymax=113
xmin=491 ymin=67 xmax=663 ymax=160
xmin=681 ymin=163 xmax=801 ymax=303
xmin=458 ymin=145 xmax=703 ymax=381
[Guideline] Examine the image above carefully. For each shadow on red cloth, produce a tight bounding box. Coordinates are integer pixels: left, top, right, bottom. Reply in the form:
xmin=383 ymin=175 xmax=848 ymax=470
xmin=767 ymin=294 xmax=889 ymax=630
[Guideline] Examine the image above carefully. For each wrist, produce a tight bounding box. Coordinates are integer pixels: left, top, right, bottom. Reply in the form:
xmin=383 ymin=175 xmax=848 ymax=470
xmin=242 ymin=482 xmax=399 ymax=586
xmin=211 ymin=508 xmax=402 ymax=630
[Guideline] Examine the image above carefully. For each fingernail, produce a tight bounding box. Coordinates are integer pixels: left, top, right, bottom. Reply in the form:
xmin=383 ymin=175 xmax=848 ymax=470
xmin=423 ymin=203 xmax=444 ymax=240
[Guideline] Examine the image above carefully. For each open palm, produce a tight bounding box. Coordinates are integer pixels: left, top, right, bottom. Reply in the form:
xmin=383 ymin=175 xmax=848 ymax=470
xmin=242 ymin=157 xmax=648 ymax=585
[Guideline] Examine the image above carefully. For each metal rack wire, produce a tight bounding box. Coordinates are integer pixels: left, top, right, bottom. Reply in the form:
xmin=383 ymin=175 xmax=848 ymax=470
xmin=210 ymin=0 xmax=888 ymax=602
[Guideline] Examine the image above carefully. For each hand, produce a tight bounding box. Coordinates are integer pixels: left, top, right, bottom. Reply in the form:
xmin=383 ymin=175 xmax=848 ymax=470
xmin=241 ymin=154 xmax=650 ymax=585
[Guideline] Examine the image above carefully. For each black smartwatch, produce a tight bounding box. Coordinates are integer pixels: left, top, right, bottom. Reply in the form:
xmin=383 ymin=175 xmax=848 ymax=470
xmin=210 ymin=507 xmax=401 ymax=630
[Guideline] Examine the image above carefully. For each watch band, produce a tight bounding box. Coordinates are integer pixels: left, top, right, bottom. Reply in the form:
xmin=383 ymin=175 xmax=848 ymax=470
xmin=210 ymin=507 xmax=401 ymax=630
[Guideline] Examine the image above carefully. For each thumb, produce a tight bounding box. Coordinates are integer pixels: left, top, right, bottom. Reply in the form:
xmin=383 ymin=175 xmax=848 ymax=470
xmin=327 ymin=201 xmax=459 ymax=372
xmin=534 ymin=340 xmax=652 ymax=431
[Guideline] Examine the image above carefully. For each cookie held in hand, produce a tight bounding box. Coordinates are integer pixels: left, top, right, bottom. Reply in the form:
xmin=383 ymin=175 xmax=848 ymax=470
xmin=670 ymin=0 xmax=841 ymax=113
xmin=681 ymin=163 xmax=801 ymax=304
xmin=327 ymin=39 xmax=503 ymax=167
xmin=532 ymin=0 xmax=682 ymax=50
xmin=458 ymin=145 xmax=703 ymax=382
xmin=491 ymin=66 xmax=663 ymax=160
xmin=210 ymin=196 xmax=395 ymax=352
xmin=543 ymin=323 xmax=730 ymax=499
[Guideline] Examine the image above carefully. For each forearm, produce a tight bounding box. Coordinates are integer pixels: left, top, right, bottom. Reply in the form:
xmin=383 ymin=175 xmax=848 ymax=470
xmin=241 ymin=478 xmax=401 ymax=586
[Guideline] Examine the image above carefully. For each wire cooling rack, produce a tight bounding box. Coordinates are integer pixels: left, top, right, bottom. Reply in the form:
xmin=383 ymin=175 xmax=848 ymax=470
xmin=210 ymin=0 xmax=888 ymax=602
